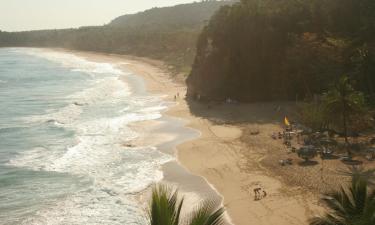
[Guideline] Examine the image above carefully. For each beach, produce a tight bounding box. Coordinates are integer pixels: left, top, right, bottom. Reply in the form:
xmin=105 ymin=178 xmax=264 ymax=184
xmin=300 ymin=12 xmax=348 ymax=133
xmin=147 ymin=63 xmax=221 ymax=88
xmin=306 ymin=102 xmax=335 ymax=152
xmin=1 ymin=1 xmax=374 ymax=224
xmin=56 ymin=49 xmax=326 ymax=225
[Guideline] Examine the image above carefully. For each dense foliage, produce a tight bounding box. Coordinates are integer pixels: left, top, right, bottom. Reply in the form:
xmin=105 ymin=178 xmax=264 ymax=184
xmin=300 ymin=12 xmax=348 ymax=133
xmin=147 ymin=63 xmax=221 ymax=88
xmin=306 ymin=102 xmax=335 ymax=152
xmin=187 ymin=0 xmax=375 ymax=102
xmin=298 ymin=76 xmax=371 ymax=136
xmin=323 ymin=76 xmax=367 ymax=141
xmin=0 ymin=1 xmax=233 ymax=74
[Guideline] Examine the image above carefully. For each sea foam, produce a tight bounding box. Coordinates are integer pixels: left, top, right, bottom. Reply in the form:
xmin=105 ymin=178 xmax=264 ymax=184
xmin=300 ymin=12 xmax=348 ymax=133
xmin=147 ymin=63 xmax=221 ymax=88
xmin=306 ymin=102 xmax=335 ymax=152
xmin=18 ymin=48 xmax=124 ymax=76
xmin=6 ymin=49 xmax=171 ymax=225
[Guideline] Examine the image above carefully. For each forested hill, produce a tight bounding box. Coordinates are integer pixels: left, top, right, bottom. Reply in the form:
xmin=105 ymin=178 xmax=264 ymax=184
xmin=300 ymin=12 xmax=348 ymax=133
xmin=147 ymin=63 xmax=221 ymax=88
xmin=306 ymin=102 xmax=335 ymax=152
xmin=109 ymin=1 xmax=227 ymax=29
xmin=0 ymin=0 xmax=234 ymax=73
xmin=187 ymin=0 xmax=375 ymax=102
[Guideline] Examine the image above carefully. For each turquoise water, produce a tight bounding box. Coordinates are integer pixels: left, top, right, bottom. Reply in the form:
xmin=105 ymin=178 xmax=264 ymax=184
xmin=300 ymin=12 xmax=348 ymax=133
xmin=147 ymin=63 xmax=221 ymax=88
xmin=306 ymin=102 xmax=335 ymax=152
xmin=0 ymin=48 xmax=171 ymax=225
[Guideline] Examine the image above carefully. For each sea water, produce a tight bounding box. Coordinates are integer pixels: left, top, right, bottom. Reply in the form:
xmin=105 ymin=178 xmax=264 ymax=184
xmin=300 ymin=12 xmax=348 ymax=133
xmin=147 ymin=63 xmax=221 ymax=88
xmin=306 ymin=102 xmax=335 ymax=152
xmin=0 ymin=48 xmax=172 ymax=225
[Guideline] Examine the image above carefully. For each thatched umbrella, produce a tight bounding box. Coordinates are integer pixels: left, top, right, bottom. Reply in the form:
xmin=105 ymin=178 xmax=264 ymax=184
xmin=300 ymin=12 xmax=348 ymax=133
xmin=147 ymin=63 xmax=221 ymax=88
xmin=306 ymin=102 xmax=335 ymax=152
xmin=297 ymin=146 xmax=318 ymax=162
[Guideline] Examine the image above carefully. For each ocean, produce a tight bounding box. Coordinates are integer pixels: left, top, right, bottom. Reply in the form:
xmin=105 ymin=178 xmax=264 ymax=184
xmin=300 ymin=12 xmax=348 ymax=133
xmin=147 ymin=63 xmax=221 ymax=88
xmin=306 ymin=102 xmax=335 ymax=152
xmin=0 ymin=48 xmax=174 ymax=225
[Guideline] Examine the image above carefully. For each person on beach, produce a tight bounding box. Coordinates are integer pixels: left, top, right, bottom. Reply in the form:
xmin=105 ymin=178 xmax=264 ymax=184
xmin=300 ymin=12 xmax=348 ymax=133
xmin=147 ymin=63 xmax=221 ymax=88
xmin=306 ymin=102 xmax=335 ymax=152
xmin=254 ymin=187 xmax=268 ymax=200
xmin=253 ymin=187 xmax=262 ymax=200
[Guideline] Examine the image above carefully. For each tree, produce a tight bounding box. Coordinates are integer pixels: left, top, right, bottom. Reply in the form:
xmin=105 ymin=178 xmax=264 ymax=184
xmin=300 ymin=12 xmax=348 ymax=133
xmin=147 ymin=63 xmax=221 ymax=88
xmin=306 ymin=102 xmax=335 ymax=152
xmin=309 ymin=170 xmax=375 ymax=225
xmin=351 ymin=44 xmax=375 ymax=102
xmin=148 ymin=185 xmax=225 ymax=225
xmin=323 ymin=76 xmax=366 ymax=146
xmin=299 ymin=102 xmax=329 ymax=131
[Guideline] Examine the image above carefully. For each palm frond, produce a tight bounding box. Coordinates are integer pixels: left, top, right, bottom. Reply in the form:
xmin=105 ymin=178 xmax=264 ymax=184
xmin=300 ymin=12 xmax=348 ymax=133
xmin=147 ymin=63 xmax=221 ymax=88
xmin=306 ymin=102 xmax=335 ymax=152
xmin=310 ymin=175 xmax=375 ymax=225
xmin=149 ymin=185 xmax=184 ymax=225
xmin=309 ymin=214 xmax=345 ymax=225
xmin=338 ymin=166 xmax=375 ymax=186
xmin=351 ymin=178 xmax=368 ymax=215
xmin=321 ymin=192 xmax=349 ymax=219
xmin=186 ymin=199 xmax=225 ymax=225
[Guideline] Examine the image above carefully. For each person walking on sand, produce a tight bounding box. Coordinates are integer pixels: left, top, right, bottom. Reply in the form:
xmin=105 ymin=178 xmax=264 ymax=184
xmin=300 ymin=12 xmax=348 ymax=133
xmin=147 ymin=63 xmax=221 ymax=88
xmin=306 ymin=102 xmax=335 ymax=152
xmin=253 ymin=188 xmax=261 ymax=200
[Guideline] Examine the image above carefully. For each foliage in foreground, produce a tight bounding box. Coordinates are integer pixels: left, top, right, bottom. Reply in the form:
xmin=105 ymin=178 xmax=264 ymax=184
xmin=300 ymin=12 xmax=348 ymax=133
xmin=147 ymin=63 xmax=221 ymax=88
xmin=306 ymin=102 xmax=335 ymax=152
xmin=310 ymin=168 xmax=375 ymax=225
xmin=148 ymin=185 xmax=225 ymax=225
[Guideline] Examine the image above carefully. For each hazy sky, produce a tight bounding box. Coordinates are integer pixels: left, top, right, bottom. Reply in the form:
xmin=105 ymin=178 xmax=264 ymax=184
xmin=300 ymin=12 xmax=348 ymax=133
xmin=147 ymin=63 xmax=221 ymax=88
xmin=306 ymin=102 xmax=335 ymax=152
xmin=0 ymin=0 xmax=197 ymax=32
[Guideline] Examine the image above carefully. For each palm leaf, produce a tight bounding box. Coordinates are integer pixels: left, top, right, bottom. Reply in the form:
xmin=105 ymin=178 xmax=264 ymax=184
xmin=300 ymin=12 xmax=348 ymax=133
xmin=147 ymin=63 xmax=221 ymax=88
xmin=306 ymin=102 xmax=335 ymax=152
xmin=338 ymin=166 xmax=375 ymax=186
xmin=186 ymin=199 xmax=225 ymax=225
xmin=309 ymin=175 xmax=375 ymax=225
xmin=309 ymin=215 xmax=345 ymax=225
xmin=149 ymin=185 xmax=184 ymax=225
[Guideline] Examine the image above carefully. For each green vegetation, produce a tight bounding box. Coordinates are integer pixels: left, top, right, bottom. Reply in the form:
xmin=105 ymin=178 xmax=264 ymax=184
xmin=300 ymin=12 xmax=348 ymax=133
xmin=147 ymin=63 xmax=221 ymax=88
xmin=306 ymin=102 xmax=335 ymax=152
xmin=323 ymin=76 xmax=367 ymax=144
xmin=187 ymin=0 xmax=375 ymax=102
xmin=309 ymin=168 xmax=375 ymax=225
xmin=299 ymin=102 xmax=328 ymax=132
xmin=298 ymin=76 xmax=372 ymax=148
xmin=148 ymin=185 xmax=225 ymax=225
xmin=0 ymin=1 xmax=233 ymax=75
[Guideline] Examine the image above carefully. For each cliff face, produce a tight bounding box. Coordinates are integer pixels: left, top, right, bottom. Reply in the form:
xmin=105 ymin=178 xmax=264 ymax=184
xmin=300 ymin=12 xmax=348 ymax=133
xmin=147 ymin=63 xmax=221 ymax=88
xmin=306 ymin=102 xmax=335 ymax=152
xmin=186 ymin=1 xmax=296 ymax=102
xmin=187 ymin=0 xmax=375 ymax=102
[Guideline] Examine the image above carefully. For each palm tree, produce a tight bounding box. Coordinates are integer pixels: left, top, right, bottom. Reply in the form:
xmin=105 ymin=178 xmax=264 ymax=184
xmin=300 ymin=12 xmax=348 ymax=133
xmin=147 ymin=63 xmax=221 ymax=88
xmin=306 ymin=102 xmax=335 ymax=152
xmin=309 ymin=171 xmax=375 ymax=225
xmin=148 ymin=185 xmax=225 ymax=225
xmin=323 ymin=76 xmax=366 ymax=156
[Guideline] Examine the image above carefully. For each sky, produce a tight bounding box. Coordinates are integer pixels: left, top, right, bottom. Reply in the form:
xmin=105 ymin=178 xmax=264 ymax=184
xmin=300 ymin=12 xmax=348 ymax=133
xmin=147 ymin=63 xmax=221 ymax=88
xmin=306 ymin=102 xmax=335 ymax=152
xmin=0 ymin=0 xmax=197 ymax=32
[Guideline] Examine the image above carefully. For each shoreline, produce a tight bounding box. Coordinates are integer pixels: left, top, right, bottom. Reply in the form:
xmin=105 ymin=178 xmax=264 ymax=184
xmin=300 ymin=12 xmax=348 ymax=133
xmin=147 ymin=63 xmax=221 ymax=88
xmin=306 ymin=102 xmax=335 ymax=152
xmin=56 ymin=49 xmax=231 ymax=221
xmin=48 ymin=48 xmax=323 ymax=225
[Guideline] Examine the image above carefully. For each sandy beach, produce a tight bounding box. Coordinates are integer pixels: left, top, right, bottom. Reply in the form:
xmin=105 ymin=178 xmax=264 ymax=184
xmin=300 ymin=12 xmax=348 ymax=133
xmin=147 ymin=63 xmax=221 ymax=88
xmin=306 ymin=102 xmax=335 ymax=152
xmin=2 ymin=0 xmax=375 ymax=223
xmin=56 ymin=49 xmax=327 ymax=225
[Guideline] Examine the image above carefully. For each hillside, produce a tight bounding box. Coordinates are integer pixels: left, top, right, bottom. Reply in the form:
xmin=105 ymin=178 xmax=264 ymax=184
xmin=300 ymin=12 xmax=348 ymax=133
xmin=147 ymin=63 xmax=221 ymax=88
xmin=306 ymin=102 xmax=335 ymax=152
xmin=109 ymin=1 xmax=228 ymax=29
xmin=187 ymin=0 xmax=375 ymax=102
xmin=0 ymin=0 xmax=234 ymax=74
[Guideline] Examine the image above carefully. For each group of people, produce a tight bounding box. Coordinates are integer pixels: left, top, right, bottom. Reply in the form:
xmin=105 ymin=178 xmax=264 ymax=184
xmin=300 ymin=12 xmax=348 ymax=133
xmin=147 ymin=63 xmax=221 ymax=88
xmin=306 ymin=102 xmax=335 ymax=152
xmin=173 ymin=92 xmax=180 ymax=101
xmin=253 ymin=187 xmax=267 ymax=201
xmin=271 ymin=131 xmax=285 ymax=140
xmin=271 ymin=130 xmax=294 ymax=145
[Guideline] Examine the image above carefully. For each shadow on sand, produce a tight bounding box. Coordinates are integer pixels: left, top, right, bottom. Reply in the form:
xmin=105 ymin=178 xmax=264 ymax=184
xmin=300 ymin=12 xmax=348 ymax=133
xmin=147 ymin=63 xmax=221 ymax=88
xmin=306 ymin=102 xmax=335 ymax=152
xmin=321 ymin=154 xmax=340 ymax=160
xmin=341 ymin=159 xmax=363 ymax=166
xmin=298 ymin=160 xmax=319 ymax=167
xmin=185 ymin=98 xmax=296 ymax=125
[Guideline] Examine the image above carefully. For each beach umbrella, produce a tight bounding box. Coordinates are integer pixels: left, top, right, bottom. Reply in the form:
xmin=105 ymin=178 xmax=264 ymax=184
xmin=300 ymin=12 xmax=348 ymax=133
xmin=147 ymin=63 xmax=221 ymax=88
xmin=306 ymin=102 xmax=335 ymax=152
xmin=297 ymin=146 xmax=318 ymax=162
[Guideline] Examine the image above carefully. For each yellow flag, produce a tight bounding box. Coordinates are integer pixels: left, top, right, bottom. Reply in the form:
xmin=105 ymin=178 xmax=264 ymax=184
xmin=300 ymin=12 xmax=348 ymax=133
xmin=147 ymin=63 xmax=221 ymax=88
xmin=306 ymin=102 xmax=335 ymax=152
xmin=284 ymin=116 xmax=290 ymax=126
